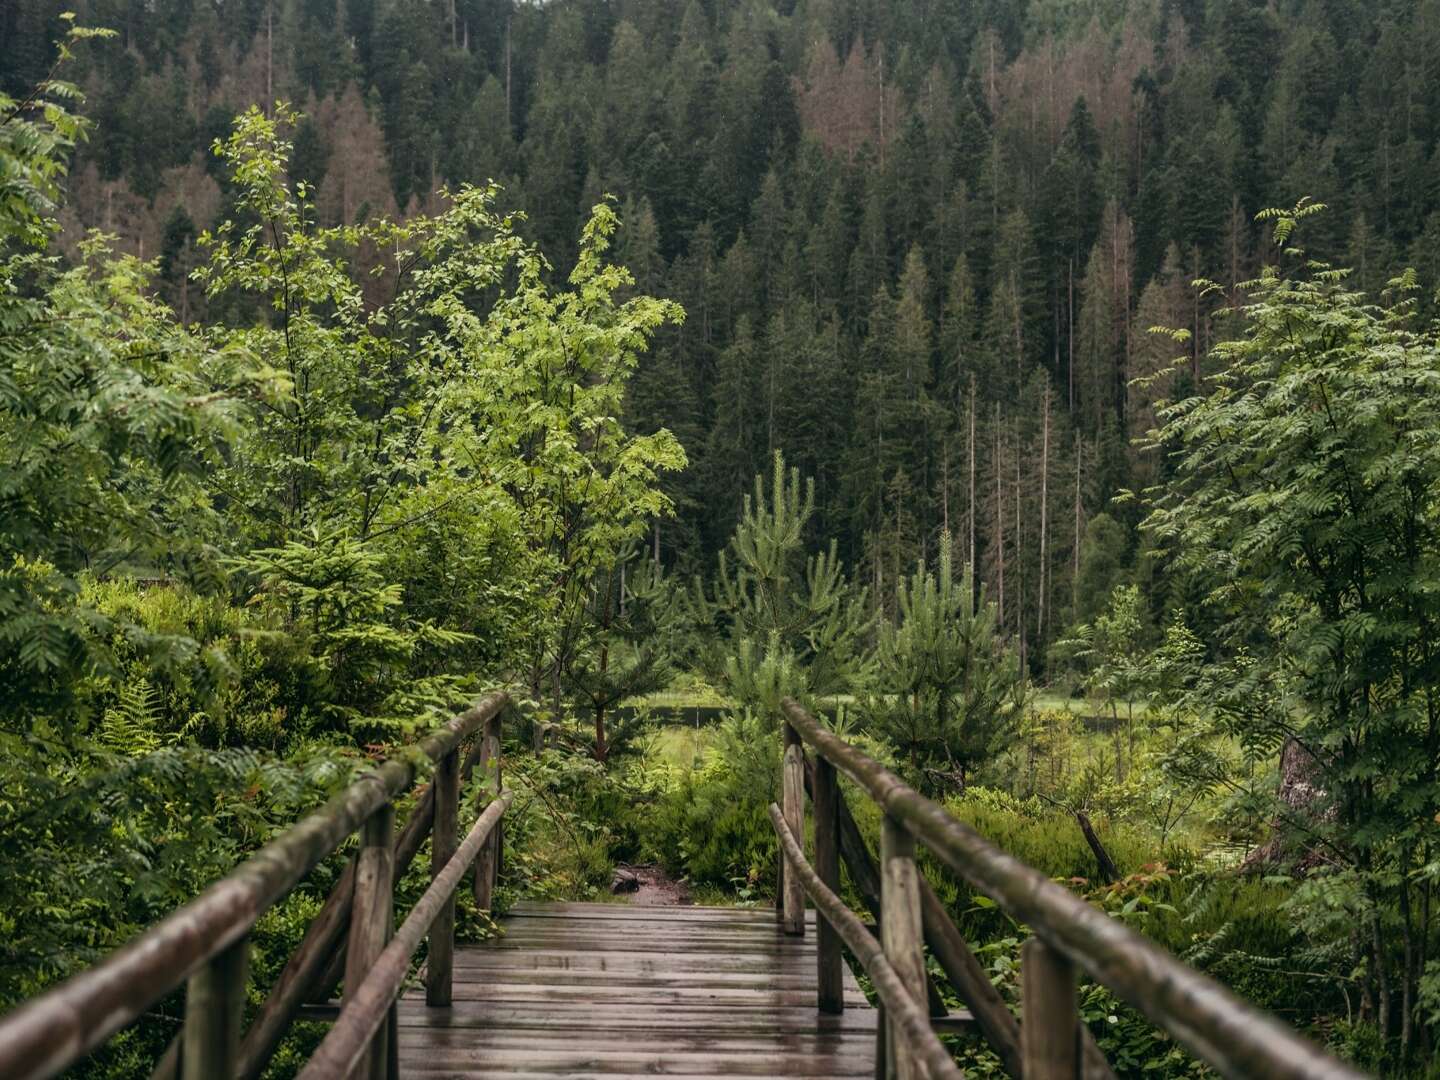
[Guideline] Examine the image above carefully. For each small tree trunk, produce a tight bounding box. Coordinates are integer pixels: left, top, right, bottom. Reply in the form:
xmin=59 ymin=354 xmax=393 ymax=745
xmin=1073 ymin=431 xmax=1082 ymax=614
xmin=994 ymin=403 xmax=1004 ymax=624
xmin=968 ymin=378 xmax=976 ymax=582
xmin=1038 ymin=382 xmax=1050 ymax=645
xmin=1075 ymin=811 xmax=1119 ymax=885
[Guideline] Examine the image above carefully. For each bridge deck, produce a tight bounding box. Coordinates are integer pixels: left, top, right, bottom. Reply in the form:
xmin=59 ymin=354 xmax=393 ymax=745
xmin=397 ymin=901 xmax=875 ymax=1077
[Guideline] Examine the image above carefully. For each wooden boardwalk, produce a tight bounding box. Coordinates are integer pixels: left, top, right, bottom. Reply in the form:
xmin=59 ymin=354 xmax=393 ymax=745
xmin=396 ymin=901 xmax=875 ymax=1078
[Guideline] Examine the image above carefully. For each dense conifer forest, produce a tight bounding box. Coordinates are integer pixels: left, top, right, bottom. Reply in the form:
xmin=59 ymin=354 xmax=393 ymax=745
xmin=8 ymin=0 xmax=1440 ymax=656
xmin=6 ymin=1 xmax=1440 ymax=1076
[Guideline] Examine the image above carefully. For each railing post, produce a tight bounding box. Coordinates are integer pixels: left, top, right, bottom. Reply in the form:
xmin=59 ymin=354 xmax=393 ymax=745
xmin=1022 ymin=937 xmax=1081 ymax=1080
xmin=425 ymin=747 xmax=459 ymax=1006
xmin=181 ymin=934 xmax=248 ymax=1079
xmin=345 ymin=802 xmax=395 ymax=1080
xmin=880 ymin=816 xmax=924 ymax=1080
xmin=473 ymin=712 xmax=502 ymax=911
xmin=781 ymin=721 xmax=806 ymax=936
xmin=873 ymin=1006 xmax=887 ymax=1080
xmin=813 ymin=754 xmax=843 ymax=1012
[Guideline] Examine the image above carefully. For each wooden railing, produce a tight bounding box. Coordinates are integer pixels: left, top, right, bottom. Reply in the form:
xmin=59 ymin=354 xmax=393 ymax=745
xmin=0 ymin=691 xmax=512 ymax=1080
xmin=771 ymin=697 xmax=1369 ymax=1080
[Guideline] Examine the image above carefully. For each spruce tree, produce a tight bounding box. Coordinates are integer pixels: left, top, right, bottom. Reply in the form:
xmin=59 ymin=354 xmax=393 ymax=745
xmin=865 ymin=539 xmax=1025 ymax=793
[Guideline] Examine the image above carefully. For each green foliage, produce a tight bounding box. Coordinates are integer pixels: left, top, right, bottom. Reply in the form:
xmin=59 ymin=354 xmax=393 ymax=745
xmin=863 ymin=539 xmax=1026 ymax=793
xmin=0 ymin=58 xmax=686 ymax=1060
xmin=561 ymin=555 xmax=684 ymax=763
xmin=629 ymin=715 xmax=780 ymax=893
xmin=1142 ymin=203 xmax=1440 ymax=1061
xmin=699 ymin=453 xmax=870 ymax=713
xmin=10 ymin=8 xmax=1440 ymax=1073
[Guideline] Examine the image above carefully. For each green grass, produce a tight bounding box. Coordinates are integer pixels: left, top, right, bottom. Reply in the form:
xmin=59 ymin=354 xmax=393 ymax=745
xmin=641 ymin=723 xmax=719 ymax=769
xmin=629 ymin=686 xmax=1148 ymax=721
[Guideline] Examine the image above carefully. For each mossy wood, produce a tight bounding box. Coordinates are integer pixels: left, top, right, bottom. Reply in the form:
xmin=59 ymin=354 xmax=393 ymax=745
xmin=779 ymin=696 xmax=1367 ymax=1080
xmin=0 ymin=692 xmax=510 ymax=1080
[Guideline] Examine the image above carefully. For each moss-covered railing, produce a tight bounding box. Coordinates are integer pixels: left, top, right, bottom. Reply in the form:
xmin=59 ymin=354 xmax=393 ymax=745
xmin=0 ymin=691 xmax=511 ymax=1080
xmin=771 ymin=696 xmax=1368 ymax=1080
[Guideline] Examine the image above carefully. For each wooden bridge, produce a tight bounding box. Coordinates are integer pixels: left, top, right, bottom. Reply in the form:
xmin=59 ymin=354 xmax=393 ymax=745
xmin=394 ymin=902 xmax=874 ymax=1077
xmin=0 ymin=691 xmax=1369 ymax=1079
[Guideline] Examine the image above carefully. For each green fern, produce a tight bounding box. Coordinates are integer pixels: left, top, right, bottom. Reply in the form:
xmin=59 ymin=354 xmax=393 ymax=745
xmin=99 ymin=678 xmax=165 ymax=756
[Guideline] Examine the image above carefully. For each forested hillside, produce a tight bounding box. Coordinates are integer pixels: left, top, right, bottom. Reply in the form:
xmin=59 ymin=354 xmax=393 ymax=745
xmin=9 ymin=0 xmax=1440 ymax=665
xmin=7 ymin=3 xmax=1440 ymax=1076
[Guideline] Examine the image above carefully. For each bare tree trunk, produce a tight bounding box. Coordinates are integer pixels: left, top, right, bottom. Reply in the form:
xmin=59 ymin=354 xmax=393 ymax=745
xmin=1375 ymin=912 xmax=1392 ymax=1039
xmin=994 ymin=403 xmax=1004 ymax=624
xmin=877 ymin=48 xmax=885 ymax=166
xmin=1067 ymin=259 xmax=1075 ymax=411
xmin=968 ymin=378 xmax=976 ymax=592
xmin=1014 ymin=414 xmax=1025 ymax=668
xmin=1038 ymin=382 xmax=1050 ymax=645
xmin=1075 ymin=811 xmax=1119 ymax=884
xmin=941 ymin=441 xmax=949 ymax=537
xmin=265 ymin=2 xmax=273 ymax=113
xmin=1073 ymin=431 xmax=1083 ymax=613
xmin=1401 ymin=863 xmax=1415 ymax=1059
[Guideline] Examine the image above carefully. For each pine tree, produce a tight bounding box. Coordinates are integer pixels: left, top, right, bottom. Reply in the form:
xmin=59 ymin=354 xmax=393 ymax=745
xmin=705 ymin=316 xmax=762 ymax=543
xmin=704 ymin=454 xmax=870 ymax=710
xmin=982 ymin=208 xmax=1041 ymax=402
xmin=938 ymin=252 xmax=980 ymax=410
xmin=1127 ymin=244 xmax=1189 ymax=492
xmin=866 ymin=538 xmax=1025 ymax=793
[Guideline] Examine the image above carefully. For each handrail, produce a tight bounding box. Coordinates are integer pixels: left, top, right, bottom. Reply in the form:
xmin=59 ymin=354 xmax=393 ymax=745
xmin=0 ymin=690 xmax=510 ymax=1080
xmin=780 ymin=697 xmax=1367 ymax=1080
xmin=298 ymin=791 xmax=513 ymax=1079
xmin=769 ymin=805 xmax=962 ymax=1080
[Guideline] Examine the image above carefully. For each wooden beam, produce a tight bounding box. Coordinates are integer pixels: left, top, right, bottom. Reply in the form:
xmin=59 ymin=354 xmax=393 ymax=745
xmin=780 ymin=697 xmax=1365 ymax=1080
xmin=781 ymin=723 xmax=806 ymax=936
xmin=345 ymin=803 xmax=396 ymax=1080
xmin=425 ymin=748 xmax=460 ymax=1006
xmin=811 ymin=761 xmax=950 ymax=1018
xmin=0 ymin=692 xmax=508 ymax=1080
xmin=767 ymin=804 xmax=960 ymax=1080
xmin=880 ymin=817 xmax=924 ymax=1080
xmin=473 ymin=714 xmax=502 ymax=911
xmin=310 ymin=713 xmax=498 ymax=1014
xmin=915 ymin=873 xmax=1025 ymax=1076
xmin=1023 ymin=937 xmax=1080 ymax=1080
xmin=181 ymin=935 xmax=248 ymax=1079
xmin=824 ymin=768 xmax=1106 ymax=1080
xmin=299 ymin=795 xmax=511 ymax=1080
xmin=812 ymin=754 xmax=843 ymax=1014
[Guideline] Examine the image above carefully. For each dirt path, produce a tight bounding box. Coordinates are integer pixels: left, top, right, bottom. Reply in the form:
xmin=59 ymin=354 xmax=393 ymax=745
xmin=611 ymin=862 xmax=691 ymax=906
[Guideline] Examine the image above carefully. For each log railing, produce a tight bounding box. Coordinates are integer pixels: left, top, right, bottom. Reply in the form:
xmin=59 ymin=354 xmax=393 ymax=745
xmin=772 ymin=696 xmax=1368 ymax=1080
xmin=0 ymin=691 xmax=512 ymax=1080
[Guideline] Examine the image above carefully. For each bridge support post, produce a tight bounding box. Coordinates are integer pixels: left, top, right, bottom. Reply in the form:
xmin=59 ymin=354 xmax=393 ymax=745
xmin=182 ymin=933 xmax=249 ymax=1079
xmin=1021 ymin=937 xmax=1080 ymax=1080
xmin=473 ymin=714 xmax=502 ymax=911
xmin=813 ymin=755 xmax=843 ymax=1012
xmin=880 ymin=816 xmax=923 ymax=1080
xmin=425 ymin=747 xmax=459 ymax=1006
xmin=781 ymin=722 xmax=806 ymax=936
xmin=346 ymin=802 xmax=396 ymax=1080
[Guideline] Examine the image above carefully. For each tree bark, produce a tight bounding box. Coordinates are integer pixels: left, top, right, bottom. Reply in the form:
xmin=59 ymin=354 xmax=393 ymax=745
xmin=1075 ymin=811 xmax=1119 ymax=885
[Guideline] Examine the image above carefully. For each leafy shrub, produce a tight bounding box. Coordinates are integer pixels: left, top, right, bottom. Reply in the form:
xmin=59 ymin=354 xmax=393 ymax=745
xmin=627 ymin=712 xmax=781 ymax=892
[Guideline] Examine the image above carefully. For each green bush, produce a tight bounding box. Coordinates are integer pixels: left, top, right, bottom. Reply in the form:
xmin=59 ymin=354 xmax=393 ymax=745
xmin=78 ymin=578 xmax=330 ymax=750
xmin=626 ymin=714 xmax=782 ymax=893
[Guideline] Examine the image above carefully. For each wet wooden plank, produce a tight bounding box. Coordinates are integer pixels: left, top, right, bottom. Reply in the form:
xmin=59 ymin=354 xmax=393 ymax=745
xmin=398 ymin=904 xmax=875 ymax=1078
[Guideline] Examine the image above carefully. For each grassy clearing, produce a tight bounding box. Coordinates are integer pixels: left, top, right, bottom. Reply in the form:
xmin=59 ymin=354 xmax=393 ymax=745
xmin=639 ymin=723 xmax=719 ymax=769
xmin=629 ymin=686 xmax=1147 ymax=722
